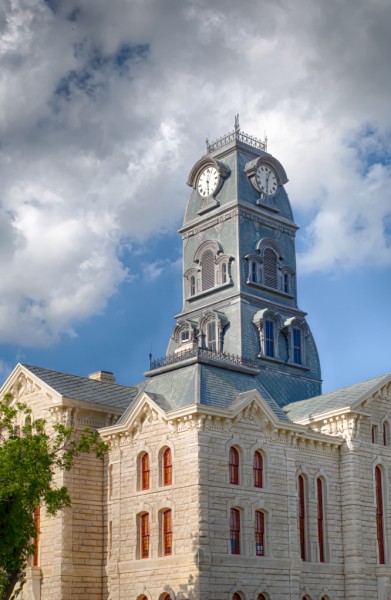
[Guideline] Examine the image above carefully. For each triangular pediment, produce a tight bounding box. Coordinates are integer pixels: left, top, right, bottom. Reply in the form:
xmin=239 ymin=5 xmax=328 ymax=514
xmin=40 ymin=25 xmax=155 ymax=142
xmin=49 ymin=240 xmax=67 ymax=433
xmin=99 ymin=391 xmax=168 ymax=438
xmin=0 ymin=363 xmax=63 ymax=406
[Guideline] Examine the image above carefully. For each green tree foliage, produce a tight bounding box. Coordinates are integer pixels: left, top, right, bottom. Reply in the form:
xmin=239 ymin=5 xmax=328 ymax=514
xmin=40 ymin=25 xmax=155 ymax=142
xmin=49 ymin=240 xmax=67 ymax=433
xmin=0 ymin=393 xmax=107 ymax=599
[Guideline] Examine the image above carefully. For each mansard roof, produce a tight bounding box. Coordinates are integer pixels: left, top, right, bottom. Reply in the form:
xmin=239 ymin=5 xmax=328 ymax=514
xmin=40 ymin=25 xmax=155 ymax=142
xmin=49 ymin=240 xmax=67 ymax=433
xmin=22 ymin=364 xmax=137 ymax=409
xmin=117 ymin=362 xmax=289 ymax=424
xmin=283 ymin=372 xmax=391 ymax=422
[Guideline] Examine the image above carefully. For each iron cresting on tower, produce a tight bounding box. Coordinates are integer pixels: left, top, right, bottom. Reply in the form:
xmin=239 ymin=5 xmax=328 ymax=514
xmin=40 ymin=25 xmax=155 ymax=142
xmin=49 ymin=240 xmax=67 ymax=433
xmin=3 ymin=118 xmax=391 ymax=600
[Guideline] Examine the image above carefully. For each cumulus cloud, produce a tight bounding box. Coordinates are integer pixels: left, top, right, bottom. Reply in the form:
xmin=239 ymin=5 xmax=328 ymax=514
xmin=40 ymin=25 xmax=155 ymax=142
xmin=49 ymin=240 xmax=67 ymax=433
xmin=0 ymin=0 xmax=390 ymax=344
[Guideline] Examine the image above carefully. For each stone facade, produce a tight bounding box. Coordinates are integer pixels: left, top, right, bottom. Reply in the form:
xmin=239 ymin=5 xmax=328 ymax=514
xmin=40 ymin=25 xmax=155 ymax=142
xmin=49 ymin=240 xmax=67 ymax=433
xmin=2 ymin=122 xmax=391 ymax=600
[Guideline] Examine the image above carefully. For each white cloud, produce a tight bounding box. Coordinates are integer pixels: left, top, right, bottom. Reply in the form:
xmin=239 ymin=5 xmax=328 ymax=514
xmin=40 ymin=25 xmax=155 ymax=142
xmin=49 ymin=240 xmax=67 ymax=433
xmin=0 ymin=0 xmax=391 ymax=344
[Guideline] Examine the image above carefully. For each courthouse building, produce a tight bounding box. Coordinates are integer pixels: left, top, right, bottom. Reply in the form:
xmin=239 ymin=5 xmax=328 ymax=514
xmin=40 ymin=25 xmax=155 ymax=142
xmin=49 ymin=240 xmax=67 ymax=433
xmin=2 ymin=120 xmax=391 ymax=600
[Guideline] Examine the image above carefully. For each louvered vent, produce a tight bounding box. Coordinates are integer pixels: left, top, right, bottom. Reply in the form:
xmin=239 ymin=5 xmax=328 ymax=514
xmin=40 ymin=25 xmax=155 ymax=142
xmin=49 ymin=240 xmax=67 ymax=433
xmin=264 ymin=248 xmax=277 ymax=288
xmin=202 ymin=250 xmax=215 ymax=291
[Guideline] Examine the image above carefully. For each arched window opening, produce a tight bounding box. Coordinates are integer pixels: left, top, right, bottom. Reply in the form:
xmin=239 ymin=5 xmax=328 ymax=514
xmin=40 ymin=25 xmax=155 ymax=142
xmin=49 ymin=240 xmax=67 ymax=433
xmin=375 ymin=466 xmax=385 ymax=564
xmin=264 ymin=320 xmax=274 ymax=357
xmin=293 ymin=327 xmax=302 ymax=364
xmin=298 ymin=474 xmax=306 ymax=560
xmin=258 ymin=595 xmax=267 ymax=600
xmin=230 ymin=508 xmax=240 ymax=554
xmin=163 ymin=448 xmax=172 ymax=486
xmin=317 ymin=478 xmax=325 ymax=562
xmin=161 ymin=595 xmax=172 ymax=600
xmin=201 ymin=249 xmax=215 ymax=291
xmin=141 ymin=513 xmax=150 ymax=559
xmin=141 ymin=453 xmax=150 ymax=491
xmin=222 ymin=262 xmax=228 ymax=284
xmin=138 ymin=596 xmax=148 ymax=600
xmin=163 ymin=509 xmax=172 ymax=556
xmin=207 ymin=320 xmax=217 ymax=351
xmin=33 ymin=506 xmax=40 ymax=566
xmin=190 ymin=275 xmax=196 ymax=296
xmin=283 ymin=272 xmax=290 ymax=293
xmin=264 ymin=248 xmax=278 ymax=288
xmin=229 ymin=447 xmax=239 ymax=485
xmin=383 ymin=421 xmax=389 ymax=446
xmin=255 ymin=511 xmax=265 ymax=556
xmin=232 ymin=594 xmax=242 ymax=600
xmin=253 ymin=451 xmax=263 ymax=488
xmin=251 ymin=261 xmax=257 ymax=283
xmin=372 ymin=424 xmax=378 ymax=444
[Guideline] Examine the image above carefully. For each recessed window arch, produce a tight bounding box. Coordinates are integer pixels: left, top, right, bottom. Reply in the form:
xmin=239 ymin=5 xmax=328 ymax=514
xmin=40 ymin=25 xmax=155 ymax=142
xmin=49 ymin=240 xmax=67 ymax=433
xmin=298 ymin=474 xmax=309 ymax=561
xmin=383 ymin=420 xmax=390 ymax=446
xmin=159 ymin=508 xmax=173 ymax=556
xmin=255 ymin=237 xmax=283 ymax=291
xmin=257 ymin=595 xmax=267 ymax=600
xmin=230 ymin=508 xmax=241 ymax=554
xmin=375 ymin=465 xmax=386 ymax=564
xmin=137 ymin=512 xmax=150 ymax=559
xmin=316 ymin=477 xmax=326 ymax=562
xmin=284 ymin=317 xmax=308 ymax=367
xmin=229 ymin=446 xmax=240 ymax=485
xmin=163 ymin=448 xmax=172 ymax=486
xmin=232 ymin=594 xmax=243 ymax=600
xmin=138 ymin=452 xmax=150 ymax=491
xmin=253 ymin=450 xmax=264 ymax=488
xmin=255 ymin=510 xmax=265 ymax=556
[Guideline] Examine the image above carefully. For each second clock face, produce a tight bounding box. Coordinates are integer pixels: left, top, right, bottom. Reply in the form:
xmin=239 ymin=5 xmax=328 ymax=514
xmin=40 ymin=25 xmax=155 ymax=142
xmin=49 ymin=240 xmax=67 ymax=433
xmin=255 ymin=164 xmax=278 ymax=196
xmin=197 ymin=166 xmax=219 ymax=197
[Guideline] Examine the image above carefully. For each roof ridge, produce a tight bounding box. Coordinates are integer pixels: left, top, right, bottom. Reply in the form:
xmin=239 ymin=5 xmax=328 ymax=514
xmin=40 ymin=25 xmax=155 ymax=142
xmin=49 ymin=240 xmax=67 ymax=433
xmin=22 ymin=364 xmax=137 ymax=391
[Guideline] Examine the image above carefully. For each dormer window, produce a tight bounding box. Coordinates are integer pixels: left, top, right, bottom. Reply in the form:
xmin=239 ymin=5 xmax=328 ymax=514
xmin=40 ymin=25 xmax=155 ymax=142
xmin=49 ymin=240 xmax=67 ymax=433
xmin=180 ymin=329 xmax=190 ymax=343
xmin=283 ymin=317 xmax=308 ymax=367
xmin=283 ymin=272 xmax=289 ymax=293
xmin=207 ymin=321 xmax=217 ymax=351
xmin=253 ymin=309 xmax=281 ymax=360
xmin=186 ymin=240 xmax=233 ymax=299
xmin=265 ymin=320 xmax=275 ymax=357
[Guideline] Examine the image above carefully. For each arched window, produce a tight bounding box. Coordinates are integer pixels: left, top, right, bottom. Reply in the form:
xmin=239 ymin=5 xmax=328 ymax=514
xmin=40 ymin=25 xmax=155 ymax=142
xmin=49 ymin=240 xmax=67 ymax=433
xmin=190 ymin=275 xmax=196 ymax=296
xmin=222 ymin=262 xmax=228 ymax=284
xmin=141 ymin=453 xmax=150 ymax=491
xmin=251 ymin=261 xmax=257 ymax=283
xmin=317 ymin=477 xmax=325 ymax=562
xmin=230 ymin=508 xmax=240 ymax=554
xmin=258 ymin=595 xmax=267 ymax=600
xmin=372 ymin=424 xmax=378 ymax=444
xmin=232 ymin=594 xmax=241 ymax=600
xmin=201 ymin=249 xmax=215 ymax=290
xmin=264 ymin=319 xmax=274 ymax=357
xmin=293 ymin=327 xmax=302 ymax=364
xmin=375 ymin=466 xmax=385 ymax=564
xmin=253 ymin=451 xmax=263 ymax=488
xmin=383 ymin=421 xmax=390 ymax=446
xmin=263 ymin=247 xmax=278 ymax=288
xmin=33 ymin=506 xmax=40 ymax=566
xmin=283 ymin=272 xmax=290 ymax=293
xmin=161 ymin=595 xmax=172 ymax=600
xmin=163 ymin=509 xmax=172 ymax=556
xmin=141 ymin=513 xmax=150 ymax=559
xmin=163 ymin=448 xmax=172 ymax=486
xmin=298 ymin=474 xmax=307 ymax=560
xmin=207 ymin=320 xmax=217 ymax=351
xmin=229 ymin=447 xmax=239 ymax=485
xmin=255 ymin=510 xmax=265 ymax=556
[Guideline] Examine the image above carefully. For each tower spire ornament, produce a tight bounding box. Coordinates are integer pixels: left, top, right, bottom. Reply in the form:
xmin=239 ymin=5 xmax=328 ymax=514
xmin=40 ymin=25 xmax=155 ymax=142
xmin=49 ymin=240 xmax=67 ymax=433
xmin=234 ymin=113 xmax=240 ymax=134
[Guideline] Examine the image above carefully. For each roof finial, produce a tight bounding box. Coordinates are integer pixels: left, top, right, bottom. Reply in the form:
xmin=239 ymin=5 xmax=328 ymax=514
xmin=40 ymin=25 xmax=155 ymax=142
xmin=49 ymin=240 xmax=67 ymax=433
xmin=234 ymin=114 xmax=240 ymax=134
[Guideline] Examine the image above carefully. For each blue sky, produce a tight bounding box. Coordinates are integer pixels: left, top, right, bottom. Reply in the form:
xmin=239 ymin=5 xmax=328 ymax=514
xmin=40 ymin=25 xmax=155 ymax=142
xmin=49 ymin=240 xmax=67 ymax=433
xmin=0 ymin=0 xmax=390 ymax=394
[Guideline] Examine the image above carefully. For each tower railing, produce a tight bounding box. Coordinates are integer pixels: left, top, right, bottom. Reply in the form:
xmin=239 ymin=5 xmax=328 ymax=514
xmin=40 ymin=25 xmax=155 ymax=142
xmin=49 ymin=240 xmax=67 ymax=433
xmin=149 ymin=347 xmax=257 ymax=371
xmin=206 ymin=115 xmax=267 ymax=154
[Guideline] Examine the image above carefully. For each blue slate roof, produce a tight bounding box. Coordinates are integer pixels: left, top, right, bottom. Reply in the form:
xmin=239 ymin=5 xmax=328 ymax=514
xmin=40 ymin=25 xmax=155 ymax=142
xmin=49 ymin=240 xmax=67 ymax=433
xmin=284 ymin=373 xmax=390 ymax=422
xmin=22 ymin=364 xmax=137 ymax=410
xmin=117 ymin=362 xmax=289 ymax=424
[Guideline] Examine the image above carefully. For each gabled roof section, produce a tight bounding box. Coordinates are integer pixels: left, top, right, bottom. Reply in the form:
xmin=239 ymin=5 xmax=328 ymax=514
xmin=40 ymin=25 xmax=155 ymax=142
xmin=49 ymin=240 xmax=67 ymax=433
xmin=22 ymin=364 xmax=138 ymax=410
xmin=284 ymin=373 xmax=391 ymax=422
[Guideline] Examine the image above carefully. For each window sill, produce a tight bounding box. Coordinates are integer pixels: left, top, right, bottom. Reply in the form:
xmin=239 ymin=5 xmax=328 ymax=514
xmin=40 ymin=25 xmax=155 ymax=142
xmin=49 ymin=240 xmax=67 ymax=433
xmin=247 ymin=280 xmax=294 ymax=299
xmin=188 ymin=280 xmax=233 ymax=301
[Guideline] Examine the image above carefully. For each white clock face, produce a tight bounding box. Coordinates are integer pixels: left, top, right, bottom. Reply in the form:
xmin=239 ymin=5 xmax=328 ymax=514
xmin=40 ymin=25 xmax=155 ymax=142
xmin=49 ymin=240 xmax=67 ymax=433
xmin=255 ymin=164 xmax=278 ymax=196
xmin=197 ymin=166 xmax=219 ymax=197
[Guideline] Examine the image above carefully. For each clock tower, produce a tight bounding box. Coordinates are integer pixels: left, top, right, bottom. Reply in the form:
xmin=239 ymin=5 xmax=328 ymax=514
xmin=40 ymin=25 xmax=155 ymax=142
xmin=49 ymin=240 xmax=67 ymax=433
xmin=150 ymin=117 xmax=321 ymax=406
